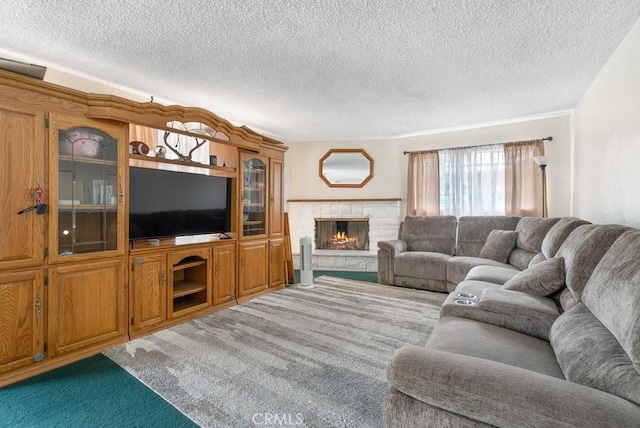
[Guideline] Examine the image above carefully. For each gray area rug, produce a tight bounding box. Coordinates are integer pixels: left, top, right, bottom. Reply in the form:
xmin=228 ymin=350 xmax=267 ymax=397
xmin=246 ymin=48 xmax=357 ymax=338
xmin=104 ymin=276 xmax=446 ymax=427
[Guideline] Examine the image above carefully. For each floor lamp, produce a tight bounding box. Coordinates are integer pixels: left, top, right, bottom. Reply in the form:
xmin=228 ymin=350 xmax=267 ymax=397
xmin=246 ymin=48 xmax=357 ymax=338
xmin=533 ymin=156 xmax=549 ymax=217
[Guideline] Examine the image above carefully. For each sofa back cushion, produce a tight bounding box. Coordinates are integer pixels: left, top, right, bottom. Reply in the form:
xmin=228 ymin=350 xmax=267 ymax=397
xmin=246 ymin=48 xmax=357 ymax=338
xmin=399 ymin=215 xmax=458 ymax=254
xmin=550 ymin=303 xmax=640 ymax=405
xmin=508 ymin=217 xmax=560 ymax=270
xmin=582 ymin=229 xmax=640 ymax=373
xmin=456 ymin=216 xmax=520 ymax=257
xmin=478 ymin=230 xmax=518 ymax=263
xmin=555 ymin=224 xmax=629 ymax=302
xmin=541 ymin=217 xmax=591 ymax=259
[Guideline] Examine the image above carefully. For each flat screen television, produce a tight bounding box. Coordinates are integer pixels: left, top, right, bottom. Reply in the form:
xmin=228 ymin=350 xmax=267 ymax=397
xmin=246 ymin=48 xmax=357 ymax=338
xmin=129 ymin=167 xmax=232 ymax=240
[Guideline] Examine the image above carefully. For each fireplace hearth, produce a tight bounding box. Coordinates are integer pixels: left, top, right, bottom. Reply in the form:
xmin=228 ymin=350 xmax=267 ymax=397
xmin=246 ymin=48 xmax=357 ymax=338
xmin=315 ymin=218 xmax=369 ymax=250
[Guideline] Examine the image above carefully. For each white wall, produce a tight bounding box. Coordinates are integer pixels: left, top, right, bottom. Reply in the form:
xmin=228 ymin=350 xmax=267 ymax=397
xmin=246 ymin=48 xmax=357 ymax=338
xmin=37 ymin=61 xmax=575 ymax=222
xmin=573 ymin=18 xmax=640 ymax=227
xmin=285 ymin=114 xmax=572 ymax=218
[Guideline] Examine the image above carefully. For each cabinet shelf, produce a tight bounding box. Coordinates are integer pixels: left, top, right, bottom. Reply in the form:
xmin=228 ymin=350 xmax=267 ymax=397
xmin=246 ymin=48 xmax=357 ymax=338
xmin=173 ymin=259 xmax=206 ymax=270
xmin=172 ymin=280 xmax=207 ymax=298
xmin=173 ymin=295 xmax=208 ymax=314
xmin=58 ymin=203 xmax=118 ymax=211
xmin=129 ymin=154 xmax=236 ymax=176
xmin=59 ymin=155 xmax=117 ymax=166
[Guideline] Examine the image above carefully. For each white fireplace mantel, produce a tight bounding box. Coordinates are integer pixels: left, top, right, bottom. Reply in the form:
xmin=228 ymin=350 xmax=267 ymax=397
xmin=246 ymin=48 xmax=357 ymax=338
xmin=287 ymin=199 xmax=401 ymax=272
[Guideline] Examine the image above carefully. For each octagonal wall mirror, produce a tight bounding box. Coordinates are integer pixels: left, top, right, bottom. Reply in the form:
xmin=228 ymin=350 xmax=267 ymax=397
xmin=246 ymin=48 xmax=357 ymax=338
xmin=319 ymin=149 xmax=374 ymax=188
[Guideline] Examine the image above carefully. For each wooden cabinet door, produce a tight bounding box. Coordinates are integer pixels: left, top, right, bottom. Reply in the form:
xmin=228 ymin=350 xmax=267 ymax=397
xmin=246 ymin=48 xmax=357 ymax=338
xmin=130 ymin=254 xmax=167 ymax=332
xmin=212 ymin=243 xmax=237 ymax=305
xmin=269 ymin=159 xmax=284 ymax=238
xmin=0 ymin=270 xmax=44 ymax=375
xmin=238 ymin=241 xmax=268 ymax=298
xmin=48 ymin=259 xmax=127 ymax=357
xmin=0 ymin=104 xmax=45 ymax=270
xmin=240 ymin=152 xmax=269 ymax=239
xmin=269 ymin=239 xmax=285 ymax=288
xmin=48 ymin=114 xmax=127 ymax=264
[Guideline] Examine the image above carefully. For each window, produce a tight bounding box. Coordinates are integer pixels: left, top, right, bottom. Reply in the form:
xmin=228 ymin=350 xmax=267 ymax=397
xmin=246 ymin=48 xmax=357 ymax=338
xmin=439 ymin=144 xmax=505 ymax=217
xmin=407 ymin=140 xmax=544 ymax=218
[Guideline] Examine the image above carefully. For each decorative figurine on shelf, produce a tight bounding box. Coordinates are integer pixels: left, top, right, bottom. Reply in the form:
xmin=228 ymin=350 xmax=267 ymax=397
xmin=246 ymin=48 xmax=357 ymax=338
xmin=163 ymin=131 xmax=207 ymax=163
xmin=129 ymin=141 xmax=150 ymax=155
xmin=154 ymin=145 xmax=167 ymax=158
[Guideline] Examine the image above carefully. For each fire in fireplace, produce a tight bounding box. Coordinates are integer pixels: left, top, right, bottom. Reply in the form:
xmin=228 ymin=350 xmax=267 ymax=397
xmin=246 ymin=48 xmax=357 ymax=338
xmin=315 ymin=218 xmax=369 ymax=250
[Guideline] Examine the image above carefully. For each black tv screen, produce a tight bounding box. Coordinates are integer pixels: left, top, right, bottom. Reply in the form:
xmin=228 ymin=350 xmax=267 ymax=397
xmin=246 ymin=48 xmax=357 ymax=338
xmin=129 ymin=167 xmax=231 ymax=240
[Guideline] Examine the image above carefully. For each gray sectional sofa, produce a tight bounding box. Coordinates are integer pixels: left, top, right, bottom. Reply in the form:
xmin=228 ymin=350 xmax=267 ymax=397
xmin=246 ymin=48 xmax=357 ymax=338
xmin=379 ymin=216 xmax=640 ymax=427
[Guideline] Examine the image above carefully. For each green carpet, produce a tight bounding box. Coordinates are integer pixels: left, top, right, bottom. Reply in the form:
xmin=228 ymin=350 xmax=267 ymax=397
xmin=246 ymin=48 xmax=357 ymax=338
xmin=294 ymin=269 xmax=378 ymax=284
xmin=0 ymin=354 xmax=197 ymax=428
xmin=0 ymin=271 xmax=374 ymax=428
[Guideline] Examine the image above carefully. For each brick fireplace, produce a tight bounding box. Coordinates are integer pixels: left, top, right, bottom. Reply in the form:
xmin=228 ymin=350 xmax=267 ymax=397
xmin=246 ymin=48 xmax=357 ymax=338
xmin=288 ymin=199 xmax=401 ymax=272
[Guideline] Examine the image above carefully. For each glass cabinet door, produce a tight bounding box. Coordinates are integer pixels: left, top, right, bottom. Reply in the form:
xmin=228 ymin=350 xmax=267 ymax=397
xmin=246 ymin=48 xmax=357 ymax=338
xmin=241 ymin=155 xmax=267 ymax=238
xmin=54 ymin=120 xmax=122 ymax=257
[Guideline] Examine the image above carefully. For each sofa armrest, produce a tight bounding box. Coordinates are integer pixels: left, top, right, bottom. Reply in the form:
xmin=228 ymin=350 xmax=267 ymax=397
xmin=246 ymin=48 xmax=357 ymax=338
xmin=440 ymin=289 xmax=559 ymax=340
xmin=377 ymin=240 xmax=407 ymax=285
xmin=387 ymin=346 xmax=640 ymax=427
xmin=378 ymin=239 xmax=407 ymax=257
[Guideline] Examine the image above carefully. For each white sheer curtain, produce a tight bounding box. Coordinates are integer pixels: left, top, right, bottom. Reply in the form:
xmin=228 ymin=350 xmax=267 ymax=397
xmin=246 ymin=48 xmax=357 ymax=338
xmin=439 ymin=144 xmax=505 ymax=217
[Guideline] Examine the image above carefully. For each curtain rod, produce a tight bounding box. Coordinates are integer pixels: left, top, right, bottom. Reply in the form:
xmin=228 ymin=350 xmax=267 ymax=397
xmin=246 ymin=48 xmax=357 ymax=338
xmin=403 ymin=136 xmax=553 ymax=155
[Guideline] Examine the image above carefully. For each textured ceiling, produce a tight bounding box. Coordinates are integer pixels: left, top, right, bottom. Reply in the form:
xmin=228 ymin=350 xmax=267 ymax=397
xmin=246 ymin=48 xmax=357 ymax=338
xmin=0 ymin=1 xmax=639 ymax=142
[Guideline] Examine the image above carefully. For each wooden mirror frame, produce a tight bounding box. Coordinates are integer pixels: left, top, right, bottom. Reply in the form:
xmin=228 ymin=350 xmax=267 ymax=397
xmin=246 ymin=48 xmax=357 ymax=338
xmin=319 ymin=148 xmax=374 ymax=188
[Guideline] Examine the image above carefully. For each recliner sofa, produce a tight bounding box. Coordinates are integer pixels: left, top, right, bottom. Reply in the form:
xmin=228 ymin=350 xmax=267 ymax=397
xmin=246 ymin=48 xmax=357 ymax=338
xmin=378 ymin=215 xmax=562 ymax=292
xmin=380 ymin=217 xmax=640 ymax=427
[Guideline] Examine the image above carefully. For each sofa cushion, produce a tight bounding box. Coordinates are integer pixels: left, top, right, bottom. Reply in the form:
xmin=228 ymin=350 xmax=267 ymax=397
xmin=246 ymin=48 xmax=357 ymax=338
xmin=400 ymin=215 xmax=457 ymax=254
xmin=464 ymin=265 xmax=519 ymax=285
xmin=478 ymin=230 xmax=518 ymax=263
xmin=502 ymin=257 xmax=565 ymax=296
xmin=550 ymin=303 xmax=640 ymax=406
xmin=527 ymin=252 xmax=546 ymax=268
xmin=394 ymin=251 xmax=451 ymax=280
xmin=581 ymin=229 xmax=640 ymax=372
xmin=558 ymin=287 xmax=578 ymax=312
xmin=556 ymin=224 xmax=629 ymax=301
xmin=456 ymin=216 xmax=520 ymax=257
xmin=541 ymin=217 xmax=591 ymax=258
xmin=506 ymin=217 xmax=560 ymax=270
xmin=427 ymin=316 xmax=564 ymax=378
xmin=447 ymin=257 xmax=514 ymax=288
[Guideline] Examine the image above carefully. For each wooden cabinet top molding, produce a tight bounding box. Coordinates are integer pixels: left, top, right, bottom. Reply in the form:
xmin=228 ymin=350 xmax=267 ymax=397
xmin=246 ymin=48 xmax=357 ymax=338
xmin=0 ymin=69 xmax=283 ymax=152
xmin=85 ymin=94 xmax=265 ymax=151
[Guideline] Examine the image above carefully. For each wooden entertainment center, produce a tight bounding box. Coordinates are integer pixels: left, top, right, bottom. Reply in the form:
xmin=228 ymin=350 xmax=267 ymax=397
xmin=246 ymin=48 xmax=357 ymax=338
xmin=0 ymin=69 xmax=287 ymax=387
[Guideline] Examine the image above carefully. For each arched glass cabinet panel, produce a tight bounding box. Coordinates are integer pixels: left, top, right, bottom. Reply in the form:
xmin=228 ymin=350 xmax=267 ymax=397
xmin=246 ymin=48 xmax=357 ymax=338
xmin=56 ymin=126 xmax=120 ymax=255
